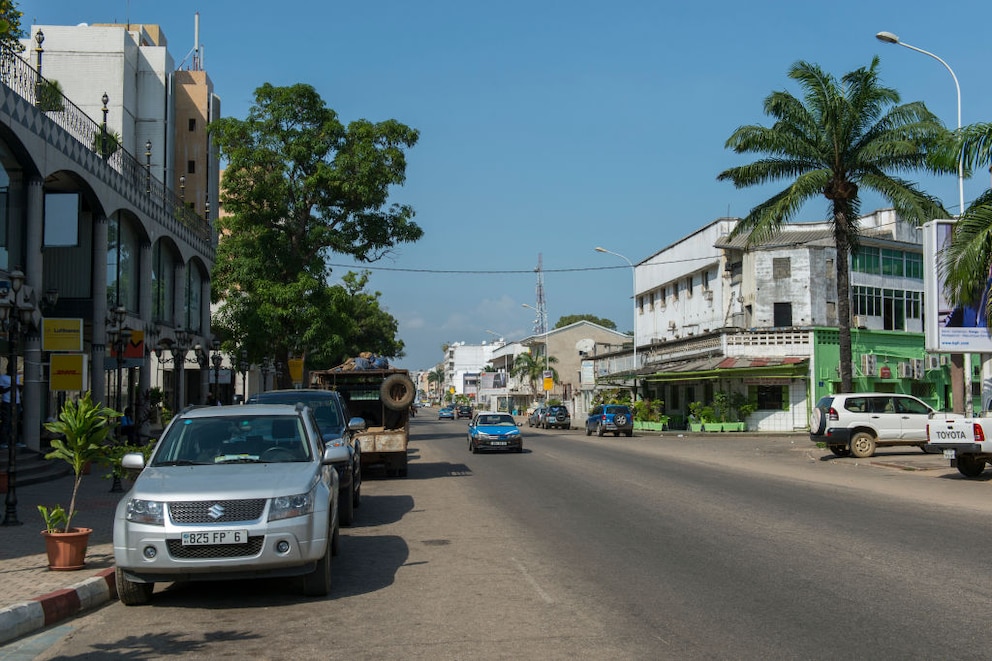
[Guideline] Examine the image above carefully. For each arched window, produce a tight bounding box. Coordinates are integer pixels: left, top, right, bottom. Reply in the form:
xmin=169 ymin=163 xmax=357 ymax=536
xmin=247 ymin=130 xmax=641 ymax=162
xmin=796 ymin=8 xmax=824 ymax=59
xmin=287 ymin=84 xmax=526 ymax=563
xmin=151 ymin=241 xmax=177 ymax=324
xmin=107 ymin=215 xmax=139 ymax=312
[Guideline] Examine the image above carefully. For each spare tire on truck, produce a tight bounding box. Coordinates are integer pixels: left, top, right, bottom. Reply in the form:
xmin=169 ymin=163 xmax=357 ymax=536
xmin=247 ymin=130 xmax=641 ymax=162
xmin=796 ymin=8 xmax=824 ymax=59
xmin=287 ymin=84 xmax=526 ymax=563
xmin=381 ymin=373 xmax=416 ymax=411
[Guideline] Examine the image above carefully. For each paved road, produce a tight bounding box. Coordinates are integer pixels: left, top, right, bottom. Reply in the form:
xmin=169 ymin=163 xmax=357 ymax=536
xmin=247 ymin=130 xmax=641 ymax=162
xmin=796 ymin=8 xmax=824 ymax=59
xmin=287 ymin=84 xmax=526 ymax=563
xmin=14 ymin=417 xmax=992 ymax=660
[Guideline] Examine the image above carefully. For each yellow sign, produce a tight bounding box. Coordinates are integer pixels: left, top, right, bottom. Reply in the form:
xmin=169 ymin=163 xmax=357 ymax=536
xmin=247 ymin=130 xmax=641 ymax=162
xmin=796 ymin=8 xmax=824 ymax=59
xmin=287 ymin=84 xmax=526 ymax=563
xmin=543 ymin=370 xmax=554 ymax=392
xmin=449 ymin=386 xmax=455 ymax=394
xmin=288 ymin=358 xmax=304 ymax=385
xmin=50 ymin=353 xmax=87 ymax=391
xmin=43 ymin=318 xmax=84 ymax=352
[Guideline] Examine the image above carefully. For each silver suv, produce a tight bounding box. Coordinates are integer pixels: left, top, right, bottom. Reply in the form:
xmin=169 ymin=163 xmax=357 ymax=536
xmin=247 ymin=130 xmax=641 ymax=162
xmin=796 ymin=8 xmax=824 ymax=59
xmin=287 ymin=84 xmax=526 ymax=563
xmin=809 ymin=393 xmax=937 ymax=458
xmin=113 ymin=403 xmax=343 ymax=604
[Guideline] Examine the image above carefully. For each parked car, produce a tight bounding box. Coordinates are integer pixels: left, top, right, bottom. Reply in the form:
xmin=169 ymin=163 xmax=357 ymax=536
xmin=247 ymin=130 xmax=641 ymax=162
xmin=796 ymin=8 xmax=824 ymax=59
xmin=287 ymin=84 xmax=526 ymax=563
xmin=585 ymin=404 xmax=634 ymax=437
xmin=468 ymin=412 xmax=523 ymax=453
xmin=246 ymin=389 xmax=364 ymax=526
xmin=809 ymin=392 xmax=944 ymax=458
xmin=438 ymin=407 xmax=455 ymax=420
xmin=456 ymin=405 xmax=473 ymax=419
xmin=527 ymin=407 xmax=546 ymax=427
xmin=542 ymin=405 xmax=571 ymax=430
xmin=113 ymin=403 xmax=342 ymax=604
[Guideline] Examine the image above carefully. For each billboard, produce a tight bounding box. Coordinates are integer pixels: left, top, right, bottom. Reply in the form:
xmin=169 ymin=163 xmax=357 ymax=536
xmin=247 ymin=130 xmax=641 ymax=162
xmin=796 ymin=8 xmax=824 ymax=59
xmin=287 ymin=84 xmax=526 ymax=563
xmin=923 ymin=219 xmax=992 ymax=352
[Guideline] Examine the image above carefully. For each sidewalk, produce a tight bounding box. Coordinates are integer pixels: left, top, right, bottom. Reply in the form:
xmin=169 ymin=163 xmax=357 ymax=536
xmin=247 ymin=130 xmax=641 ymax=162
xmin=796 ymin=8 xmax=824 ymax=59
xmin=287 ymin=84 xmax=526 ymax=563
xmin=0 ymin=463 xmax=122 ymax=645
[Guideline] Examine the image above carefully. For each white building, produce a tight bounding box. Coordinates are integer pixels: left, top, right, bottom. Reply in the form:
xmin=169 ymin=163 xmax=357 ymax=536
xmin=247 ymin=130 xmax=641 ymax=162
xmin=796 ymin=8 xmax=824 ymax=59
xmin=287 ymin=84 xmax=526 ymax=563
xmin=596 ymin=209 xmax=930 ymax=432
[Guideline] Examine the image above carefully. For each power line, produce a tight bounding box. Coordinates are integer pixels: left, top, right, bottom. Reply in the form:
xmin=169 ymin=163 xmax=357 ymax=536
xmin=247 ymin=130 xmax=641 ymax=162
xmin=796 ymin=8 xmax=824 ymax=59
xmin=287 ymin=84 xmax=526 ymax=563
xmin=327 ymin=254 xmax=715 ymax=275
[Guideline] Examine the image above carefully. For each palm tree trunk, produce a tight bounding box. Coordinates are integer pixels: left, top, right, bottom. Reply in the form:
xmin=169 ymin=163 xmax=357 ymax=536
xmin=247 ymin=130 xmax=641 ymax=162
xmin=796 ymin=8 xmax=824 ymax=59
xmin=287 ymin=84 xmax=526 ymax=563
xmin=834 ymin=212 xmax=854 ymax=393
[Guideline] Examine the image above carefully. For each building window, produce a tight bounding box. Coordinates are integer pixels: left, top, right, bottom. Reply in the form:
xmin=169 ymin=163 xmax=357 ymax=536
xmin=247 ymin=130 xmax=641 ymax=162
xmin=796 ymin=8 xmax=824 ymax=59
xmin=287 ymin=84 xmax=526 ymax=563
xmin=702 ymin=270 xmax=710 ymax=290
xmin=852 ymin=247 xmax=880 ymax=274
xmin=685 ymin=276 xmax=693 ymax=298
xmin=187 ymin=160 xmax=196 ymax=174
xmin=773 ymin=302 xmax=793 ymax=327
xmin=772 ymin=257 xmax=791 ymax=279
xmin=754 ymin=385 xmax=785 ymax=410
xmin=188 ymin=118 xmax=196 ymax=131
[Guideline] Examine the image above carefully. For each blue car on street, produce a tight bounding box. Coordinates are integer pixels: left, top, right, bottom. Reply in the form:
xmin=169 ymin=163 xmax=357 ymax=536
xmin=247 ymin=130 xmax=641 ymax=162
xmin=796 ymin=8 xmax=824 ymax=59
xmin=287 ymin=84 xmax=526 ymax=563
xmin=438 ymin=407 xmax=455 ymax=420
xmin=467 ymin=412 xmax=523 ymax=454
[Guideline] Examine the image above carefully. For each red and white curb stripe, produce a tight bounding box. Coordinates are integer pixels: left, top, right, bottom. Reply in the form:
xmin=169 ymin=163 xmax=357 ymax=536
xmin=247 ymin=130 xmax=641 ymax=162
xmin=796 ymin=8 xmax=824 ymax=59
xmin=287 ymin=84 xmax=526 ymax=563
xmin=0 ymin=568 xmax=117 ymax=645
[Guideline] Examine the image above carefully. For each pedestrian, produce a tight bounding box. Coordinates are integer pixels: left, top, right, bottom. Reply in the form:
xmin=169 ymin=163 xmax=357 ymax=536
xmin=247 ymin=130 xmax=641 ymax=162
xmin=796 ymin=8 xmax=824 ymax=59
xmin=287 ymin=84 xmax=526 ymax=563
xmin=0 ymin=368 xmax=22 ymax=448
xmin=120 ymin=406 xmax=138 ymax=445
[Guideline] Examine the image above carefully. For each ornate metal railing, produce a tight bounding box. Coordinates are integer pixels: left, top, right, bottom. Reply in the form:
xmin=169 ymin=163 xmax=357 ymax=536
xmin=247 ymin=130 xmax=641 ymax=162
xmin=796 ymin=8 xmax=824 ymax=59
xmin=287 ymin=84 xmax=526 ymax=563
xmin=0 ymin=47 xmax=212 ymax=243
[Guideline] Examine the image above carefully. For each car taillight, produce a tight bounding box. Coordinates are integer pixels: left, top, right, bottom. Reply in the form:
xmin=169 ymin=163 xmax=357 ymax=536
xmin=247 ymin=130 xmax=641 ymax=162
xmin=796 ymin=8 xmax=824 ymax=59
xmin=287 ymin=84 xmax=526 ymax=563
xmin=827 ymin=407 xmax=839 ymax=421
xmin=974 ymin=423 xmax=985 ymax=443
xmin=926 ymin=423 xmax=930 ymax=440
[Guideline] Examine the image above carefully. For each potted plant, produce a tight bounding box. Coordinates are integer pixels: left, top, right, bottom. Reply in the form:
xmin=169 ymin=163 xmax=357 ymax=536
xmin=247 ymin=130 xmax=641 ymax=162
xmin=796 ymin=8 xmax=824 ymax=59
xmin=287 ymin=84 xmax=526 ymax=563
xmin=687 ymin=402 xmax=705 ymax=432
xmin=39 ymin=392 xmax=120 ymax=570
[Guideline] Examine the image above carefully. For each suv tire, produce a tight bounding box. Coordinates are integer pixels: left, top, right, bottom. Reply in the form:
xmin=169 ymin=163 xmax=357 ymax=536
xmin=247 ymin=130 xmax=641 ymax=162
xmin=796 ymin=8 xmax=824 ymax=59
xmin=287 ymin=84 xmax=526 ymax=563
xmin=850 ymin=431 xmax=876 ymax=458
xmin=810 ymin=408 xmax=827 ymax=435
xmin=597 ymin=423 xmax=605 ymax=437
xmin=116 ymin=567 xmax=153 ymax=606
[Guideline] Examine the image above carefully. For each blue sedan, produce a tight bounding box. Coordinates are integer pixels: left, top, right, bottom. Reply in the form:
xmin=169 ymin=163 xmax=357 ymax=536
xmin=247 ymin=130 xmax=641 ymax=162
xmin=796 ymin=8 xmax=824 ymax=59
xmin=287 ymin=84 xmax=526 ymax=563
xmin=467 ymin=412 xmax=523 ymax=454
xmin=438 ymin=407 xmax=455 ymax=420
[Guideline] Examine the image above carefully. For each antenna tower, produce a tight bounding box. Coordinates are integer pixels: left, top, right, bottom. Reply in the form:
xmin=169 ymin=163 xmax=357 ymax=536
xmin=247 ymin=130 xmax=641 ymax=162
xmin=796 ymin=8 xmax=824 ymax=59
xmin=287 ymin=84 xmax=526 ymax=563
xmin=533 ymin=254 xmax=547 ymax=334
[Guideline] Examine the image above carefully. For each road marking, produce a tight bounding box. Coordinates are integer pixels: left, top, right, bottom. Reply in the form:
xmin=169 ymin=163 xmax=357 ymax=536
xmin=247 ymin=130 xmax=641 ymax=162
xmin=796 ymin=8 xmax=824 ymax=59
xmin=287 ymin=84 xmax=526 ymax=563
xmin=511 ymin=557 xmax=554 ymax=604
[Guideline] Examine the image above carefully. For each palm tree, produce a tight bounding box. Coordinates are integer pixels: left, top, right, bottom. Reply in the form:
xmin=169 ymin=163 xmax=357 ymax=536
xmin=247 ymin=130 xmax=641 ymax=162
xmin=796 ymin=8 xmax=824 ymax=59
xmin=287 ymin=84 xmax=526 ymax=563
xmin=427 ymin=367 xmax=445 ymax=403
xmin=511 ymin=351 xmax=558 ymax=397
xmin=939 ymin=123 xmax=992 ymax=319
xmin=717 ymin=57 xmax=952 ymax=392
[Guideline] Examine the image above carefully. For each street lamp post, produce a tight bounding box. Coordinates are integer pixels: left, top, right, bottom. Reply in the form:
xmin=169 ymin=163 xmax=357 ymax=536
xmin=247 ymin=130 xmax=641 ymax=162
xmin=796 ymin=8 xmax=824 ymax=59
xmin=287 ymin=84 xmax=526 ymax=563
xmin=521 ymin=303 xmax=550 ymax=406
xmin=876 ymin=31 xmax=971 ymax=415
xmin=106 ymin=305 xmax=129 ymax=413
xmin=1 ymin=270 xmax=40 ymax=526
xmin=595 ymin=246 xmax=638 ymax=400
xmin=100 ymin=92 xmax=110 ymax=160
xmin=145 ymin=140 xmax=152 ymax=195
xmin=211 ymin=340 xmax=223 ymax=403
xmin=33 ymin=30 xmax=43 ymax=106
xmin=260 ymin=357 xmax=273 ymax=392
xmin=237 ymin=349 xmax=249 ymax=402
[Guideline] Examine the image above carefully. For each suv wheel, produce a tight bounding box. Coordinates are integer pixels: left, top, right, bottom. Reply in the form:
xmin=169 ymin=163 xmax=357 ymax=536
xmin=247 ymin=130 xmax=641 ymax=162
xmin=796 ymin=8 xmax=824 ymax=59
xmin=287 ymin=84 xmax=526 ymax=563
xmin=597 ymin=423 xmax=605 ymax=437
xmin=850 ymin=432 xmax=876 ymax=458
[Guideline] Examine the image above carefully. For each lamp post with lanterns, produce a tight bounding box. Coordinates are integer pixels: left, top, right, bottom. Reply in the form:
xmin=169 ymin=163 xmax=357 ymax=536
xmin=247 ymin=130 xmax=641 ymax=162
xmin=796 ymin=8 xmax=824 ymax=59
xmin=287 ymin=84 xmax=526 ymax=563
xmin=0 ymin=270 xmax=41 ymax=527
xmin=211 ymin=340 xmax=223 ymax=403
xmin=595 ymin=246 xmax=638 ymax=400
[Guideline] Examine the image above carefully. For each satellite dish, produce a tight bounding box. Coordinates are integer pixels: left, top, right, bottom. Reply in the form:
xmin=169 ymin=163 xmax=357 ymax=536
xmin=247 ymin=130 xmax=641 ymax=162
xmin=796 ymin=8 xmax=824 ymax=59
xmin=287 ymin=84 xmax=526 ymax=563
xmin=575 ymin=338 xmax=595 ymax=353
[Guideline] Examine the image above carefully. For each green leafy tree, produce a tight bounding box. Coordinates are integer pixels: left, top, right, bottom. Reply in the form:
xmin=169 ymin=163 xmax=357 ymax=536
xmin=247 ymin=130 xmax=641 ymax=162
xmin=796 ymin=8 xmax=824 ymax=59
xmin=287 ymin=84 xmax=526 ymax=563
xmin=210 ymin=83 xmax=421 ymax=376
xmin=511 ymin=351 xmax=558 ymax=397
xmin=0 ymin=1 xmax=25 ymax=53
xmin=717 ymin=58 xmax=952 ymax=392
xmin=937 ymin=123 xmax=992 ymax=320
xmin=554 ymin=314 xmax=616 ymax=330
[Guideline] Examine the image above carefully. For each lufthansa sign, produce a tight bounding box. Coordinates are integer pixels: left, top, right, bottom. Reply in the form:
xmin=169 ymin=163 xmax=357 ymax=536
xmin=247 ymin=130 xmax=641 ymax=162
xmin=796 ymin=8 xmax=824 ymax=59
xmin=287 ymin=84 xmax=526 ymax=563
xmin=43 ymin=318 xmax=84 ymax=352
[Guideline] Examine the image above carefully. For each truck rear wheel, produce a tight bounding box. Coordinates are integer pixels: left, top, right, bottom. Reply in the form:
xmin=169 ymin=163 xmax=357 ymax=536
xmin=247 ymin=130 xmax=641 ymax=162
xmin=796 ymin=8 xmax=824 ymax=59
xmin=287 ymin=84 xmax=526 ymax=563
xmin=956 ymin=454 xmax=987 ymax=478
xmin=381 ymin=374 xmax=416 ymax=411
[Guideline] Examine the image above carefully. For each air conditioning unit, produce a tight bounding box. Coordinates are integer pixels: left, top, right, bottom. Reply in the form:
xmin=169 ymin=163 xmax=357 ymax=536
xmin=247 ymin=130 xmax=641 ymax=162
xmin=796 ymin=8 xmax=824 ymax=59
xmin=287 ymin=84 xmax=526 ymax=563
xmin=897 ymin=362 xmax=913 ymax=379
xmin=911 ymin=358 xmax=924 ymax=380
xmin=925 ymin=355 xmax=940 ymax=370
xmin=853 ymin=315 xmax=867 ymax=328
xmin=860 ymin=353 xmax=877 ymax=377
xmin=668 ymin=320 xmax=677 ymax=330
xmin=703 ymin=289 xmax=714 ymax=301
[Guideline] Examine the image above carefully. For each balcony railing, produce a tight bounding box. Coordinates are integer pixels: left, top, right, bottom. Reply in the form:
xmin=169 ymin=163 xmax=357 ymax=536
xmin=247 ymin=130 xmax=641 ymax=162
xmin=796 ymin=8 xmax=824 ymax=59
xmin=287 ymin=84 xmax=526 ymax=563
xmin=0 ymin=47 xmax=212 ymax=243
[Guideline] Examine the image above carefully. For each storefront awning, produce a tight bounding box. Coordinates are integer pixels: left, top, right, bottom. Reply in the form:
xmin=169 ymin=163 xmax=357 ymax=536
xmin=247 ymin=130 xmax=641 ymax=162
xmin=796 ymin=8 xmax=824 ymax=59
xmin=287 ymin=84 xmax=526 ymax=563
xmin=640 ymin=355 xmax=809 ymax=383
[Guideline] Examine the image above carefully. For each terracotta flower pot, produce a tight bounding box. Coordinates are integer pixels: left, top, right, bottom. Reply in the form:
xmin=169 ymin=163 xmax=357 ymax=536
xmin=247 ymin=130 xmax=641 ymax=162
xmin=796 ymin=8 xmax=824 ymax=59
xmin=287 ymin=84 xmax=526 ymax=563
xmin=41 ymin=527 xmax=92 ymax=571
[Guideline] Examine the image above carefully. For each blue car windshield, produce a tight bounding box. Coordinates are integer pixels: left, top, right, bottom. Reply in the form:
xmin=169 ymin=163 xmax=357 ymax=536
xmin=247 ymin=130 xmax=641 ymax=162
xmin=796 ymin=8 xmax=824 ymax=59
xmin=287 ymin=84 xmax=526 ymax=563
xmin=477 ymin=415 xmax=515 ymax=426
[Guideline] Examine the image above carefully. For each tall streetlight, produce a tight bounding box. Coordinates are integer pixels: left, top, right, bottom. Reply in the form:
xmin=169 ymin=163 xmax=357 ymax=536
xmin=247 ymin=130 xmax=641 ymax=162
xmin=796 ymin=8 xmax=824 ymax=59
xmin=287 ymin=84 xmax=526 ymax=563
xmin=237 ymin=349 xmax=249 ymax=402
xmin=876 ymin=31 xmax=971 ymax=415
xmin=595 ymin=246 xmax=638 ymax=399
xmin=521 ymin=303 xmax=550 ymax=406
xmin=211 ymin=340 xmax=223 ymax=403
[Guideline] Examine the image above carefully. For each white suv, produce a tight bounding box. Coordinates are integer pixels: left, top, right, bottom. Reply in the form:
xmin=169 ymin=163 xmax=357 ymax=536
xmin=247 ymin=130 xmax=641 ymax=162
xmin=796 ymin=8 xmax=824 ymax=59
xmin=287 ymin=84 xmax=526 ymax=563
xmin=809 ymin=393 xmax=938 ymax=458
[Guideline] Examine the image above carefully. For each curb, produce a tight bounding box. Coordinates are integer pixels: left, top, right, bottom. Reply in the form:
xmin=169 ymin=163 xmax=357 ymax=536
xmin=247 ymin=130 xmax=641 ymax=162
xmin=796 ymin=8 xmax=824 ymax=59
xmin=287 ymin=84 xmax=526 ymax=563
xmin=0 ymin=567 xmax=117 ymax=646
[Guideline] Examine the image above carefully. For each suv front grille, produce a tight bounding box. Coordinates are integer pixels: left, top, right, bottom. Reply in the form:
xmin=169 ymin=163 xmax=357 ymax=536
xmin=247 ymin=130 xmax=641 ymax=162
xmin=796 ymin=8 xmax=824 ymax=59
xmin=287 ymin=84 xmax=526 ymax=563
xmin=166 ymin=536 xmax=265 ymax=559
xmin=169 ymin=499 xmax=266 ymax=524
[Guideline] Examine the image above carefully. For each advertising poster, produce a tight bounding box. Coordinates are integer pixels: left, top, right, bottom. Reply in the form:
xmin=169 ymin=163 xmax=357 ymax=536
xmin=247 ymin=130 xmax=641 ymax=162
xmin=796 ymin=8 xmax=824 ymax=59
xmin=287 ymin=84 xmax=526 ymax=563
xmin=923 ymin=219 xmax=992 ymax=353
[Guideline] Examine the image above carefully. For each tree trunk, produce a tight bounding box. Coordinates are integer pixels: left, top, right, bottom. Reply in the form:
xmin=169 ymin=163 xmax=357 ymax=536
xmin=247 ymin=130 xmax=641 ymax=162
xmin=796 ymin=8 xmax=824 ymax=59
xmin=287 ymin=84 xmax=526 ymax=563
xmin=834 ymin=212 xmax=854 ymax=393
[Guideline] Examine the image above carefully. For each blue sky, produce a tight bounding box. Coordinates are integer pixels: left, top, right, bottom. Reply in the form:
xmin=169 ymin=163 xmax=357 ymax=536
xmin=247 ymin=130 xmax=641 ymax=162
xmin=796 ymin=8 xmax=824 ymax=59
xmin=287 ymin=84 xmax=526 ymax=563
xmin=21 ymin=0 xmax=992 ymax=369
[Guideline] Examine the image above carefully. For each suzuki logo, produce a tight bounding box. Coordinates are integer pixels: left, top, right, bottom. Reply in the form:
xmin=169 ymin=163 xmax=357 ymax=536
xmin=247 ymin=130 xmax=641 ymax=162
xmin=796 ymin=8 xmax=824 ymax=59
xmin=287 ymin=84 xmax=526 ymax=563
xmin=207 ymin=504 xmax=225 ymax=519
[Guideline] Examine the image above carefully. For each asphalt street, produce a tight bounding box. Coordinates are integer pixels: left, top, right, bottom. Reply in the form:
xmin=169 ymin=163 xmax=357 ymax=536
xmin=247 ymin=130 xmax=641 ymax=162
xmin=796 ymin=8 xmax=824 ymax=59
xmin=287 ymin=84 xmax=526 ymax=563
xmin=7 ymin=415 xmax=992 ymax=660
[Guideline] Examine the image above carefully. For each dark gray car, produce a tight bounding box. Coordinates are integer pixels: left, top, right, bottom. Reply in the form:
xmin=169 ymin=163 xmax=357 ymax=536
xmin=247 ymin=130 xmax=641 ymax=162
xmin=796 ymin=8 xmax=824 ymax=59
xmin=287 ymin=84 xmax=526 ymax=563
xmin=247 ymin=389 xmax=364 ymax=526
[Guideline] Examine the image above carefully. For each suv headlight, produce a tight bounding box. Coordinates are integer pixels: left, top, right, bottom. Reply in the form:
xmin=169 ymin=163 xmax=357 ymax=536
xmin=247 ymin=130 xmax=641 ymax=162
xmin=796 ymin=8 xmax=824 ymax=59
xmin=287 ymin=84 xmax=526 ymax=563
xmin=269 ymin=486 xmax=316 ymax=521
xmin=126 ymin=498 xmax=165 ymax=525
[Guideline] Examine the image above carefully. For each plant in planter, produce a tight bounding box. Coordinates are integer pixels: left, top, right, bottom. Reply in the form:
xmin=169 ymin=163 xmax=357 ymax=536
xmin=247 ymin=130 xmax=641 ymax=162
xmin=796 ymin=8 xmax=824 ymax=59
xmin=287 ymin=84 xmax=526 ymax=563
xmin=39 ymin=392 xmax=120 ymax=570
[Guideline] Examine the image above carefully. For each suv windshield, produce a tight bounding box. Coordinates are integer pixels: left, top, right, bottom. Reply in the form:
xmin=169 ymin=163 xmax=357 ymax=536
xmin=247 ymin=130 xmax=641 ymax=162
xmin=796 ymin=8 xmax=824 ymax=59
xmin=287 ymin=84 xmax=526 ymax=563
xmin=249 ymin=392 xmax=343 ymax=431
xmin=152 ymin=414 xmax=312 ymax=465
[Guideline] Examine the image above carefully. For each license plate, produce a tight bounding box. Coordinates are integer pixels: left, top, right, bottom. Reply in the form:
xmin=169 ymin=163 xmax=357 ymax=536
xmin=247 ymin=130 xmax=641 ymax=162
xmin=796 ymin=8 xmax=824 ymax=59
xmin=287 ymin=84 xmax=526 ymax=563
xmin=491 ymin=441 xmax=508 ymax=446
xmin=181 ymin=529 xmax=248 ymax=546
xmin=943 ymin=450 xmax=956 ymax=459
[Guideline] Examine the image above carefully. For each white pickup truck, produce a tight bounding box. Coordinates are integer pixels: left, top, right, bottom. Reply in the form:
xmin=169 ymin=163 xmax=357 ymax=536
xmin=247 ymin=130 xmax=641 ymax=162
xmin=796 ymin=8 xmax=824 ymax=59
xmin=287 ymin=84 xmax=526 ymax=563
xmin=926 ymin=417 xmax=992 ymax=477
